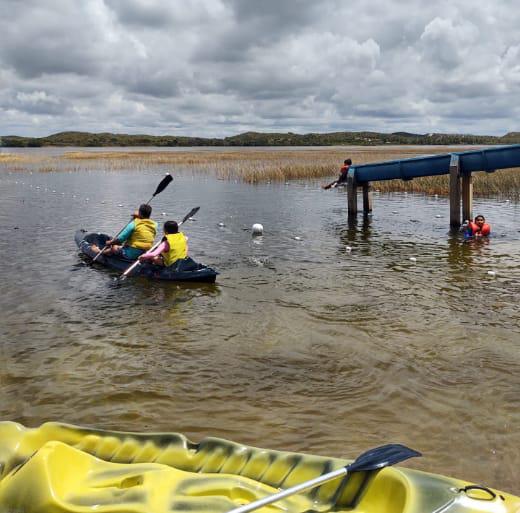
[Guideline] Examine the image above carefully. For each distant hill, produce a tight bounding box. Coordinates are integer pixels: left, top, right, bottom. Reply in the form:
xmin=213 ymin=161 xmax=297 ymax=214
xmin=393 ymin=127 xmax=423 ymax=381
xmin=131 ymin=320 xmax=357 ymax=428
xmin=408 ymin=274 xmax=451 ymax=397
xmin=1 ymin=130 xmax=518 ymax=147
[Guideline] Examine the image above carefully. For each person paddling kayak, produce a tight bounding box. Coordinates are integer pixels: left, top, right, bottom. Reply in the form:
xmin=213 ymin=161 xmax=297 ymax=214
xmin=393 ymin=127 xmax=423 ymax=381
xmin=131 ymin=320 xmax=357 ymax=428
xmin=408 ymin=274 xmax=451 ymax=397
xmin=92 ymin=204 xmax=157 ymax=260
xmin=138 ymin=220 xmax=188 ymax=267
xmin=464 ymin=214 xmax=491 ymax=238
xmin=322 ymin=159 xmax=352 ymax=189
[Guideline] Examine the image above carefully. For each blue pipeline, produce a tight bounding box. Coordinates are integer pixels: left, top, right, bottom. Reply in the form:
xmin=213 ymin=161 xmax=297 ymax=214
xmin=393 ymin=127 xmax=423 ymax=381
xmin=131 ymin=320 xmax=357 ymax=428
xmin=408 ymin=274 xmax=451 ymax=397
xmin=351 ymin=144 xmax=520 ymax=183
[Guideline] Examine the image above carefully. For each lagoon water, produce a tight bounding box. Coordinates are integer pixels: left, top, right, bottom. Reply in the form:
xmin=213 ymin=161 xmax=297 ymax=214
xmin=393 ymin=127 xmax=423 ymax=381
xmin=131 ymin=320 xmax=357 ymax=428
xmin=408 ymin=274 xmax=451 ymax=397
xmin=0 ymin=158 xmax=519 ymax=493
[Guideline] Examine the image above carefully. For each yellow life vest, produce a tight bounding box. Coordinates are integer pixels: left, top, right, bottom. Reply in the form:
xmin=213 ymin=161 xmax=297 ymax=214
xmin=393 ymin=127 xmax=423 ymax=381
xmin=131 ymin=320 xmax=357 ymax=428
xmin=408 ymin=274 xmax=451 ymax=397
xmin=163 ymin=232 xmax=188 ymax=266
xmin=126 ymin=218 xmax=157 ymax=250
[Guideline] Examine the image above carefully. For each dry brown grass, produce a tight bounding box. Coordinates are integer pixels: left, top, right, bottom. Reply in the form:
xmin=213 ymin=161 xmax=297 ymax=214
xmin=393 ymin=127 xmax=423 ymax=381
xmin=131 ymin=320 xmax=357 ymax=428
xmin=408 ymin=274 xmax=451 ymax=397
xmin=2 ymin=146 xmax=519 ymax=196
xmin=0 ymin=154 xmax=23 ymax=163
xmin=61 ymin=147 xmax=457 ymax=181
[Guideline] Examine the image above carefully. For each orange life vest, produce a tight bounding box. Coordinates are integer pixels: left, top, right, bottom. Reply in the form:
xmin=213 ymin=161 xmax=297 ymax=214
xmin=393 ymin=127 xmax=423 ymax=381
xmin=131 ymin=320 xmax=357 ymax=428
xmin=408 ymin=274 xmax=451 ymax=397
xmin=468 ymin=221 xmax=491 ymax=236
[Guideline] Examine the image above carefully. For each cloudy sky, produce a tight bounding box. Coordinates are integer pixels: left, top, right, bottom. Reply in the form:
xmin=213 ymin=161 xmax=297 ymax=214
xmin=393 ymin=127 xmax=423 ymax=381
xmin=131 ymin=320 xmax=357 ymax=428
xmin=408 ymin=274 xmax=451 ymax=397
xmin=1 ymin=0 xmax=519 ymax=137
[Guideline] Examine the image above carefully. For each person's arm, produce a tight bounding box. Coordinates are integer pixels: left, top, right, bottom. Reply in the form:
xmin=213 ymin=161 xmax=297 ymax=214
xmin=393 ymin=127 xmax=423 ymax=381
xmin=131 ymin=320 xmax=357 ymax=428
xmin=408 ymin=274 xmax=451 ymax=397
xmin=139 ymin=240 xmax=168 ymax=261
xmin=109 ymin=220 xmax=135 ymax=245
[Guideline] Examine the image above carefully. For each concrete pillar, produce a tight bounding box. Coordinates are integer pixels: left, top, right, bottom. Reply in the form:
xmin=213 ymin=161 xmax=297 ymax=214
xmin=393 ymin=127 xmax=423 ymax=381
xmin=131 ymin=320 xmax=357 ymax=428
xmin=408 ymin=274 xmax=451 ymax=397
xmin=347 ymin=168 xmax=358 ymax=217
xmin=362 ymin=182 xmax=373 ymax=213
xmin=462 ymin=173 xmax=473 ymax=222
xmin=449 ymin=154 xmax=461 ymax=227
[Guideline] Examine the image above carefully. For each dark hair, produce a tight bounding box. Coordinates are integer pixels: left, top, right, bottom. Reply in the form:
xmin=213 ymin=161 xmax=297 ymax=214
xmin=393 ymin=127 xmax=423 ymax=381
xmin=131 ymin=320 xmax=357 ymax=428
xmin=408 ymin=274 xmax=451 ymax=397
xmin=139 ymin=204 xmax=152 ymax=218
xmin=475 ymin=214 xmax=485 ymax=222
xmin=344 ymin=158 xmax=352 ymax=165
xmin=164 ymin=220 xmax=178 ymax=234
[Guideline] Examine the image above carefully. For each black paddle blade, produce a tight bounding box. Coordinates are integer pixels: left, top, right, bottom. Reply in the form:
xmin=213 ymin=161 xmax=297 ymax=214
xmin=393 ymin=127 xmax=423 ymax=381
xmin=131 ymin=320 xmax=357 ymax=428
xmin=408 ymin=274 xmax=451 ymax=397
xmin=152 ymin=174 xmax=173 ymax=197
xmin=182 ymin=206 xmax=200 ymax=224
xmin=347 ymin=444 xmax=421 ymax=472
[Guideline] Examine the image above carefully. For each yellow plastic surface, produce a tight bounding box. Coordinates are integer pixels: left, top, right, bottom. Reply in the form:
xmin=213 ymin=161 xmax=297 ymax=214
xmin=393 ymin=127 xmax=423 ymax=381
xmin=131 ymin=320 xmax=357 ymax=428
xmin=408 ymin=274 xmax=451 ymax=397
xmin=0 ymin=422 xmax=518 ymax=513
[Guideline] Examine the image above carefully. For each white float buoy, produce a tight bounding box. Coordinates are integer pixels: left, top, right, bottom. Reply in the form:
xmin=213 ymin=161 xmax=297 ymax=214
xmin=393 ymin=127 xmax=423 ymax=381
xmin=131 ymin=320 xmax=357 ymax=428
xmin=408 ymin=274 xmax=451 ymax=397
xmin=435 ymin=214 xmax=441 ymax=218
xmin=434 ymin=194 xmax=439 ymax=198
xmin=392 ymin=211 xmax=398 ymax=214
xmin=487 ymin=270 xmax=496 ymax=277
xmin=252 ymin=223 xmax=263 ymax=235
xmin=118 ymin=204 xmax=123 ymax=207
xmin=162 ymin=212 xmax=167 ymax=216
xmin=218 ymin=222 xmax=225 ymax=227
xmin=409 ymin=257 xmax=417 ymax=262
xmin=346 ymin=246 xmax=352 ymax=252
xmin=294 ymin=236 xmax=302 ymax=241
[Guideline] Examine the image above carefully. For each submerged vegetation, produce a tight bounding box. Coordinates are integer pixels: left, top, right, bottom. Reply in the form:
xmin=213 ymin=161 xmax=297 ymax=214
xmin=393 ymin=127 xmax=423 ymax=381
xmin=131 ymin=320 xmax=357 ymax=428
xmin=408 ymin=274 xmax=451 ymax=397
xmin=1 ymin=146 xmax=520 ymax=196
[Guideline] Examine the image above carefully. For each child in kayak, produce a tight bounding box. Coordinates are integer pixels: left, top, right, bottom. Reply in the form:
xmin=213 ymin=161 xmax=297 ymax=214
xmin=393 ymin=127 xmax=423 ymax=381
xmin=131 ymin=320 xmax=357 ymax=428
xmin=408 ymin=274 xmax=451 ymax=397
xmin=138 ymin=220 xmax=188 ymax=267
xmin=93 ymin=204 xmax=157 ymax=260
xmin=322 ymin=159 xmax=352 ymax=189
xmin=464 ymin=214 xmax=491 ymax=238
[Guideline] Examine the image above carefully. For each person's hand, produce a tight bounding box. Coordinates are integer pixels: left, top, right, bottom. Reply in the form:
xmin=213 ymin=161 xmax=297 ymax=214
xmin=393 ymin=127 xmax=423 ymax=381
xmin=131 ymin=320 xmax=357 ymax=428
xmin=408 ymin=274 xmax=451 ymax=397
xmin=138 ymin=255 xmax=146 ymax=262
xmin=106 ymin=239 xmax=114 ymax=246
xmin=131 ymin=210 xmax=139 ymax=219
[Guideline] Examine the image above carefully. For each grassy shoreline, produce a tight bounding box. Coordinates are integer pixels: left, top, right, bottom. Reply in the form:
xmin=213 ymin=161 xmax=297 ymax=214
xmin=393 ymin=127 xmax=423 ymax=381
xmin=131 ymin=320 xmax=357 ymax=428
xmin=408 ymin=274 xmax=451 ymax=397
xmin=1 ymin=147 xmax=519 ymax=196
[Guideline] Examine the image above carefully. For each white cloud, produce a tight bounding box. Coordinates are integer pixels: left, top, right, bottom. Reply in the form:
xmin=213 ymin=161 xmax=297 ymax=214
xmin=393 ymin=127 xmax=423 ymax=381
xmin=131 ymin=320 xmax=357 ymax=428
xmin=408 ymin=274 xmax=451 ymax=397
xmin=0 ymin=0 xmax=518 ymax=136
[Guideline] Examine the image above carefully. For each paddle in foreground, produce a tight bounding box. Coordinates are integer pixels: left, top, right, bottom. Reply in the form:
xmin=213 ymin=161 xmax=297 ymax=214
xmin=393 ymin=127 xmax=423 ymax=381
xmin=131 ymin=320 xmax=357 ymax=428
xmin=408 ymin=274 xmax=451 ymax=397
xmin=227 ymin=444 xmax=421 ymax=513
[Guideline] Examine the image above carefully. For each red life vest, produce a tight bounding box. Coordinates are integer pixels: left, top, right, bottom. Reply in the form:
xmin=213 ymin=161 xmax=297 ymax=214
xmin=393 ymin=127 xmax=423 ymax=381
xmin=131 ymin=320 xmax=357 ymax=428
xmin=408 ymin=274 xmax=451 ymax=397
xmin=468 ymin=221 xmax=491 ymax=236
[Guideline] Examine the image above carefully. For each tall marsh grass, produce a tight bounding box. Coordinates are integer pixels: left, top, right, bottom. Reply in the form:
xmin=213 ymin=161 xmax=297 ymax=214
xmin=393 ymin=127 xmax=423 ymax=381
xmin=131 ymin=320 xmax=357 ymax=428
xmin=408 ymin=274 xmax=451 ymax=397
xmin=1 ymin=147 xmax=520 ymax=196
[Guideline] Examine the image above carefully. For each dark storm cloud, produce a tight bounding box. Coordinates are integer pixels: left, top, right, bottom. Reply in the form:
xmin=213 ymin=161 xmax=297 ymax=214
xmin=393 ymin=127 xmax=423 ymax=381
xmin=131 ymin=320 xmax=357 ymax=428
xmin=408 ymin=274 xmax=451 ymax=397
xmin=0 ymin=0 xmax=519 ymax=136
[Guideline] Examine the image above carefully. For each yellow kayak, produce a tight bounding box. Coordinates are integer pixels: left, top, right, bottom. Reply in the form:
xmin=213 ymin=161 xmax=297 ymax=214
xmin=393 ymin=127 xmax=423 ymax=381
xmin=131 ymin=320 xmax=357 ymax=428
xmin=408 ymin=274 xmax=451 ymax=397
xmin=0 ymin=422 xmax=517 ymax=513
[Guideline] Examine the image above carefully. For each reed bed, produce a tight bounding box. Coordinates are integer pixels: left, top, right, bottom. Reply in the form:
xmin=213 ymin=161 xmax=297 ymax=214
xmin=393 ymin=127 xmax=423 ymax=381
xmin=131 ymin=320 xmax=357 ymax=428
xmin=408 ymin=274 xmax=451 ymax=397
xmin=2 ymin=147 xmax=520 ymax=196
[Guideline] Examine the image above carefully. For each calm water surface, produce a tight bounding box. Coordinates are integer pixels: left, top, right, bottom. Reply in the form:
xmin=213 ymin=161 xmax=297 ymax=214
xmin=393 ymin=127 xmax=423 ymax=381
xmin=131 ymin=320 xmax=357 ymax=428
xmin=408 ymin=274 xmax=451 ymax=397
xmin=0 ymin=164 xmax=519 ymax=493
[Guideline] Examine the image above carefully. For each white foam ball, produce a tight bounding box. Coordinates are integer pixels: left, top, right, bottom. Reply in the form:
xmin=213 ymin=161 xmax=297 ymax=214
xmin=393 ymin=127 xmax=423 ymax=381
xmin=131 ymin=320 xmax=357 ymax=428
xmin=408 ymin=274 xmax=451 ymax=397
xmin=409 ymin=257 xmax=417 ymax=263
xmin=162 ymin=212 xmax=167 ymax=216
xmin=487 ymin=270 xmax=496 ymax=277
xmin=294 ymin=236 xmax=302 ymax=241
xmin=218 ymin=222 xmax=225 ymax=227
xmin=252 ymin=223 xmax=263 ymax=235
xmin=118 ymin=204 xmax=123 ymax=207
xmin=435 ymin=214 xmax=441 ymax=218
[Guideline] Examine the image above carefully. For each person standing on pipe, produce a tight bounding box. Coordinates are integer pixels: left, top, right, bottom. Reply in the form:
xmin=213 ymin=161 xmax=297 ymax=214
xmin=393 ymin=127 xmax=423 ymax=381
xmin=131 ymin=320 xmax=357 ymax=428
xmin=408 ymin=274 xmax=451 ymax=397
xmin=322 ymin=159 xmax=352 ymax=189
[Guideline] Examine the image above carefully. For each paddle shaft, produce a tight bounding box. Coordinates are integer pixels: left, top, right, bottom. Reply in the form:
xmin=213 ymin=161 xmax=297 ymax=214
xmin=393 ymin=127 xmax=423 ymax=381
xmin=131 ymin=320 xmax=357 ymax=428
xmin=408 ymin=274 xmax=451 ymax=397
xmin=228 ymin=467 xmax=347 ymax=513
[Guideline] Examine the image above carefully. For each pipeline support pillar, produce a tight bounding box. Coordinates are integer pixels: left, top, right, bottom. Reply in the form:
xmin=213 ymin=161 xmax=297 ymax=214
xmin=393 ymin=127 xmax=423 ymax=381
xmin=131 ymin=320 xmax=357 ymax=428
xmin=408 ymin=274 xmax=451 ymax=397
xmin=449 ymin=154 xmax=461 ymax=227
xmin=362 ymin=182 xmax=373 ymax=214
xmin=462 ymin=173 xmax=473 ymax=222
xmin=347 ymin=168 xmax=357 ymax=217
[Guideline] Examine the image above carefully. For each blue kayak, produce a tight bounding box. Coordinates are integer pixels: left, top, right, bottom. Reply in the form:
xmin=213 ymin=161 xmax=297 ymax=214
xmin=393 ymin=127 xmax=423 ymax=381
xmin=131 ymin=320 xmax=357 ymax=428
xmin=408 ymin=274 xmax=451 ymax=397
xmin=75 ymin=229 xmax=218 ymax=283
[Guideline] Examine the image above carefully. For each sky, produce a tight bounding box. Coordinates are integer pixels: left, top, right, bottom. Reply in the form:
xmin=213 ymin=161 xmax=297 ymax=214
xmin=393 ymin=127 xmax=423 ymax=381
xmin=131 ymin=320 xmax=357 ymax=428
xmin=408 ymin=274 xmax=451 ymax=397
xmin=0 ymin=0 xmax=519 ymax=137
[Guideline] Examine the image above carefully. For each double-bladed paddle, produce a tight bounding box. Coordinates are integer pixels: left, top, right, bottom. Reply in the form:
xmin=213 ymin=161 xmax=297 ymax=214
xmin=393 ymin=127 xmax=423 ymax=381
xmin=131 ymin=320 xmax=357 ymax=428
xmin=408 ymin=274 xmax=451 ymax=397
xmin=119 ymin=206 xmax=200 ymax=281
xmin=92 ymin=174 xmax=173 ymax=263
xmin=227 ymin=444 xmax=421 ymax=513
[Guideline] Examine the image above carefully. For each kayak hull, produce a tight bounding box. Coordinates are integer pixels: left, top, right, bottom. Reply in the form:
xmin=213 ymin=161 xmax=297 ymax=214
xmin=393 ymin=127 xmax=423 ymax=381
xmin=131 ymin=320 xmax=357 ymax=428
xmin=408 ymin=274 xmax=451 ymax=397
xmin=0 ymin=422 xmax=517 ymax=513
xmin=75 ymin=229 xmax=218 ymax=283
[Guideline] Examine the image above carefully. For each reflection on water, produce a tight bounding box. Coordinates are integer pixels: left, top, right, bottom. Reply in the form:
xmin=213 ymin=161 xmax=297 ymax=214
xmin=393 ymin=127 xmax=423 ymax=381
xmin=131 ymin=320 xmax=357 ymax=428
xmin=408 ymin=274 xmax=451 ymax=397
xmin=0 ymin=167 xmax=519 ymax=493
